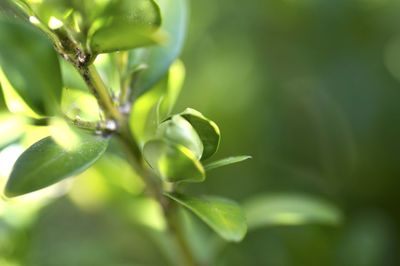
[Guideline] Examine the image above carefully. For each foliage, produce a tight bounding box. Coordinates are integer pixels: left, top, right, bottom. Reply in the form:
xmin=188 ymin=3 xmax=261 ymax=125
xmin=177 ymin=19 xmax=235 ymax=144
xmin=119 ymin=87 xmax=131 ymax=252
xmin=0 ymin=0 xmax=344 ymax=265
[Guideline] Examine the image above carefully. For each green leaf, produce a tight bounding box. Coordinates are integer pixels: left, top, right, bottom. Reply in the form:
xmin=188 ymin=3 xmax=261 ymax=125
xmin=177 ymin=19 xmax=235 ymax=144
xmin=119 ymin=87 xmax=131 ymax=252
xmin=0 ymin=113 xmax=27 ymax=149
xmin=60 ymin=58 xmax=88 ymax=92
xmin=130 ymin=0 xmax=188 ymax=96
xmin=143 ymin=139 xmax=205 ymax=183
xmin=129 ymin=60 xmax=185 ymax=146
xmin=5 ymin=131 xmax=109 ymax=197
xmin=157 ymin=115 xmax=203 ymax=159
xmin=0 ymin=0 xmax=29 ymax=20
xmin=90 ymin=0 xmax=162 ymax=54
xmin=166 ymin=193 xmax=247 ymax=242
xmin=205 ymin=156 xmax=252 ymax=171
xmin=0 ymin=19 xmax=62 ymax=116
xmin=179 ymin=108 xmax=220 ymax=160
xmin=0 ymin=83 xmax=6 ymax=110
xmin=244 ymin=194 xmax=343 ymax=231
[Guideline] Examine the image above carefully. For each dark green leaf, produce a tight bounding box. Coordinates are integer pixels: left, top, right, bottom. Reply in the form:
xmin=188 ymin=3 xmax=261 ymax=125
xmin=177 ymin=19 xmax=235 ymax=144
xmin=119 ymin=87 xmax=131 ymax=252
xmin=5 ymin=131 xmax=109 ymax=197
xmin=180 ymin=108 xmax=220 ymax=160
xmin=244 ymin=194 xmax=343 ymax=231
xmin=130 ymin=0 xmax=188 ymax=96
xmin=157 ymin=115 xmax=203 ymax=159
xmin=143 ymin=139 xmax=205 ymax=183
xmin=166 ymin=193 xmax=247 ymax=242
xmin=204 ymin=156 xmax=252 ymax=171
xmin=0 ymin=19 xmax=62 ymax=116
xmin=90 ymin=0 xmax=162 ymax=54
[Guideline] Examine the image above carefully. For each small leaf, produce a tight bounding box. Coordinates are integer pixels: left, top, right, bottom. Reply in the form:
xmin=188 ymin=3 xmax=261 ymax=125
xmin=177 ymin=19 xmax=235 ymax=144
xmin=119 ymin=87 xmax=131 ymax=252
xmin=244 ymin=194 xmax=343 ymax=231
xmin=166 ymin=193 xmax=247 ymax=242
xmin=90 ymin=0 xmax=162 ymax=54
xmin=5 ymin=131 xmax=109 ymax=197
xmin=130 ymin=60 xmax=185 ymax=146
xmin=130 ymin=0 xmax=188 ymax=96
xmin=205 ymin=156 xmax=252 ymax=171
xmin=143 ymin=139 xmax=205 ymax=183
xmin=0 ymin=19 xmax=62 ymax=116
xmin=157 ymin=115 xmax=203 ymax=159
xmin=180 ymin=108 xmax=220 ymax=160
xmin=158 ymin=60 xmax=185 ymax=117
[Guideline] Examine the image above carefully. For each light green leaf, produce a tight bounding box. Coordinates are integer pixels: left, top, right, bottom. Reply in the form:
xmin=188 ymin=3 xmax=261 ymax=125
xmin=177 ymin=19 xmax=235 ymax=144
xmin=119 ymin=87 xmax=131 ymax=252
xmin=180 ymin=108 xmax=220 ymax=160
xmin=158 ymin=59 xmax=185 ymax=117
xmin=60 ymin=58 xmax=88 ymax=92
xmin=244 ymin=194 xmax=343 ymax=231
xmin=0 ymin=113 xmax=27 ymax=149
xmin=205 ymin=156 xmax=252 ymax=171
xmin=129 ymin=0 xmax=188 ymax=96
xmin=130 ymin=60 xmax=185 ymax=146
xmin=27 ymin=0 xmax=72 ymax=28
xmin=5 ymin=130 xmax=109 ymax=197
xmin=0 ymin=19 xmax=62 ymax=116
xmin=90 ymin=0 xmax=162 ymax=54
xmin=157 ymin=115 xmax=203 ymax=159
xmin=166 ymin=193 xmax=247 ymax=242
xmin=143 ymin=139 xmax=205 ymax=183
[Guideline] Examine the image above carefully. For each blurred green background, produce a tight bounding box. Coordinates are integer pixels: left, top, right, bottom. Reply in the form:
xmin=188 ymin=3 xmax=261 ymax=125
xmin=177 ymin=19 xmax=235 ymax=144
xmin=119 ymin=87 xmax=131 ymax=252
xmin=179 ymin=0 xmax=400 ymax=265
xmin=2 ymin=0 xmax=400 ymax=265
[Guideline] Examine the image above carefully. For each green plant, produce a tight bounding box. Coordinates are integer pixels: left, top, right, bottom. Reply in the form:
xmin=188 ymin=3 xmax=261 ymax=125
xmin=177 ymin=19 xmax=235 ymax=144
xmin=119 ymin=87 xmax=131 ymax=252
xmin=0 ymin=1 xmax=342 ymax=265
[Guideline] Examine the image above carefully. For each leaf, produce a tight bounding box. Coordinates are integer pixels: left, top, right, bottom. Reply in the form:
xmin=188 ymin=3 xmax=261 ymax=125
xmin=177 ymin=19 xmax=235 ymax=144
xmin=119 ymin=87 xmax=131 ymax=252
xmin=129 ymin=60 xmax=185 ymax=146
xmin=179 ymin=108 xmax=221 ymax=160
xmin=158 ymin=59 xmax=185 ymax=117
xmin=60 ymin=58 xmax=88 ymax=92
xmin=244 ymin=194 xmax=343 ymax=231
xmin=4 ymin=130 xmax=109 ymax=197
xmin=143 ymin=139 xmax=205 ymax=183
xmin=0 ymin=83 xmax=6 ymax=110
xmin=89 ymin=0 xmax=162 ymax=54
xmin=166 ymin=193 xmax=247 ymax=242
xmin=27 ymin=0 xmax=72 ymax=27
xmin=157 ymin=115 xmax=203 ymax=159
xmin=0 ymin=113 xmax=27 ymax=149
xmin=0 ymin=0 xmax=29 ymax=20
xmin=0 ymin=19 xmax=62 ymax=116
xmin=205 ymin=156 xmax=252 ymax=171
xmin=129 ymin=0 xmax=188 ymax=96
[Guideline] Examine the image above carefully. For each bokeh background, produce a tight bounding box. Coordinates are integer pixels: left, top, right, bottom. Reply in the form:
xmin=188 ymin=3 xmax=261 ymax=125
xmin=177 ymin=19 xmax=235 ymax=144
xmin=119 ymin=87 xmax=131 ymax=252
xmin=2 ymin=0 xmax=400 ymax=265
xmin=180 ymin=0 xmax=400 ymax=265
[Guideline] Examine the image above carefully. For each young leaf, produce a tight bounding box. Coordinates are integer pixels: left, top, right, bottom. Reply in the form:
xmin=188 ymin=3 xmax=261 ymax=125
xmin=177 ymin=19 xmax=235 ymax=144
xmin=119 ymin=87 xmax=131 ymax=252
xmin=166 ymin=193 xmax=247 ymax=242
xmin=129 ymin=0 xmax=188 ymax=96
xmin=4 ymin=131 xmax=109 ymax=197
xmin=129 ymin=60 xmax=185 ymax=145
xmin=204 ymin=156 xmax=252 ymax=171
xmin=0 ymin=19 xmax=62 ymax=116
xmin=157 ymin=115 xmax=203 ymax=160
xmin=244 ymin=194 xmax=343 ymax=231
xmin=180 ymin=108 xmax=220 ymax=160
xmin=143 ymin=139 xmax=205 ymax=183
xmin=89 ymin=0 xmax=162 ymax=54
